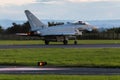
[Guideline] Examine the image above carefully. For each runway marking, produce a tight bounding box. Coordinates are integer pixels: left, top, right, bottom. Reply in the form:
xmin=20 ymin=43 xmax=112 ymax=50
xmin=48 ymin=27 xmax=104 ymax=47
xmin=0 ymin=67 xmax=69 ymax=71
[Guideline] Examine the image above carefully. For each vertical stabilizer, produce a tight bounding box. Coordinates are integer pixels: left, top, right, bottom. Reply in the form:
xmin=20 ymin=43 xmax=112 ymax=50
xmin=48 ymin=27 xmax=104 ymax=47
xmin=25 ymin=10 xmax=47 ymax=31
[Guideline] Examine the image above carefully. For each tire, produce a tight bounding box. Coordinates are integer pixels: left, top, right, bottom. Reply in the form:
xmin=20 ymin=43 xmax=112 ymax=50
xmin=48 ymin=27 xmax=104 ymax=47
xmin=45 ymin=40 xmax=49 ymax=45
xmin=74 ymin=41 xmax=77 ymax=45
xmin=63 ymin=40 xmax=68 ymax=45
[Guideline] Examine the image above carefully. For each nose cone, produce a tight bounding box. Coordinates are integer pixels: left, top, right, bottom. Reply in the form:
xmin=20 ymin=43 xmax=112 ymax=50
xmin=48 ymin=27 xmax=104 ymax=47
xmin=87 ymin=28 xmax=92 ymax=31
xmin=88 ymin=25 xmax=98 ymax=30
xmin=76 ymin=23 xmax=98 ymax=31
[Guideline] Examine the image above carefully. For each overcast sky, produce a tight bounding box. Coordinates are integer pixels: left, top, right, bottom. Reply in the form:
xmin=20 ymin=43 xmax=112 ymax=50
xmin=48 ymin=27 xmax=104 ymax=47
xmin=0 ymin=0 xmax=120 ymax=20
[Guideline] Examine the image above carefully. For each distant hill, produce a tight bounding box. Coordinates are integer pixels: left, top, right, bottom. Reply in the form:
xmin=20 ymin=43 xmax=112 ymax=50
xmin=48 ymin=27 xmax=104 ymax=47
xmin=0 ymin=20 xmax=24 ymax=29
xmin=0 ymin=19 xmax=120 ymax=29
xmin=88 ymin=20 xmax=120 ymax=29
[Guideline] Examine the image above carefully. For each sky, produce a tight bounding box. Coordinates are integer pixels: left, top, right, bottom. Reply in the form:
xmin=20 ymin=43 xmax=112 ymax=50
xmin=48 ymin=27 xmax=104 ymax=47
xmin=0 ymin=0 xmax=120 ymax=21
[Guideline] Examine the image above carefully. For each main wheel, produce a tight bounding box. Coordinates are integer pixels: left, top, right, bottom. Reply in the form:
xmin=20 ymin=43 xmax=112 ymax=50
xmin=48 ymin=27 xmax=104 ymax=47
xmin=45 ymin=40 xmax=49 ymax=45
xmin=63 ymin=40 xmax=68 ymax=45
xmin=74 ymin=40 xmax=77 ymax=45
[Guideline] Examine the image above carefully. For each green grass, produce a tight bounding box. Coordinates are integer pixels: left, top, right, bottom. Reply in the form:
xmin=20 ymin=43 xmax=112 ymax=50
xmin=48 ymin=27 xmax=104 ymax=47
xmin=0 ymin=75 xmax=119 ymax=80
xmin=0 ymin=48 xmax=120 ymax=67
xmin=69 ymin=40 xmax=120 ymax=44
xmin=0 ymin=40 xmax=44 ymax=45
xmin=0 ymin=40 xmax=120 ymax=45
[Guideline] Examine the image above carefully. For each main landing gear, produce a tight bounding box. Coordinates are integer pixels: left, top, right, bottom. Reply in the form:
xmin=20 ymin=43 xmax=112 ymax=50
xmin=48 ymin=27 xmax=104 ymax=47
xmin=63 ymin=39 xmax=68 ymax=45
xmin=63 ymin=36 xmax=78 ymax=45
xmin=74 ymin=37 xmax=77 ymax=45
xmin=44 ymin=36 xmax=78 ymax=45
xmin=74 ymin=40 xmax=77 ymax=45
xmin=63 ymin=36 xmax=68 ymax=45
xmin=45 ymin=40 xmax=49 ymax=45
xmin=45 ymin=40 xmax=77 ymax=45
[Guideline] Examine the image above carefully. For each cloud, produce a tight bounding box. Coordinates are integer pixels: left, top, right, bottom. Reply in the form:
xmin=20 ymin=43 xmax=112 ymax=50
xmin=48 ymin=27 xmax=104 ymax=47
xmin=0 ymin=0 xmax=120 ymax=21
xmin=36 ymin=0 xmax=56 ymax=2
xmin=1 ymin=0 xmax=118 ymax=6
xmin=0 ymin=0 xmax=36 ymax=6
xmin=0 ymin=0 xmax=119 ymax=6
xmin=35 ymin=0 xmax=64 ymax=4
xmin=68 ymin=0 xmax=120 ymax=2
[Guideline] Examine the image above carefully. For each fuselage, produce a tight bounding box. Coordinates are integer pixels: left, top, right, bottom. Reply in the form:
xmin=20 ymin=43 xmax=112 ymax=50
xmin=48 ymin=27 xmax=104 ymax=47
xmin=37 ymin=23 xmax=95 ymax=36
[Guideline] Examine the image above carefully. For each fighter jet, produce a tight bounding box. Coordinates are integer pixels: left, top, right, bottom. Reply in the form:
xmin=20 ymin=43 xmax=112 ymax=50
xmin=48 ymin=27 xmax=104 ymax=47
xmin=24 ymin=10 xmax=97 ymax=45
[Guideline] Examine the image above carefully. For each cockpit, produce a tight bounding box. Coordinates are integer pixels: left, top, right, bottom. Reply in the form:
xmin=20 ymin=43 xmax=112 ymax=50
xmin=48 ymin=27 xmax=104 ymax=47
xmin=73 ymin=21 xmax=89 ymax=25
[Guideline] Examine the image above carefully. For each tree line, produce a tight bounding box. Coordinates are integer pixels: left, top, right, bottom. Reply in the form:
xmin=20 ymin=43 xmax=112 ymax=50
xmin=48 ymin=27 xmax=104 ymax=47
xmin=0 ymin=21 xmax=30 ymax=34
xmin=0 ymin=21 xmax=65 ymax=34
xmin=0 ymin=21 xmax=120 ymax=36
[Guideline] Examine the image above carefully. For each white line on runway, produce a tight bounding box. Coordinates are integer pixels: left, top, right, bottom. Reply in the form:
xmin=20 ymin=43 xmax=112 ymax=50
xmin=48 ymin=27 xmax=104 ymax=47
xmin=0 ymin=67 xmax=70 ymax=71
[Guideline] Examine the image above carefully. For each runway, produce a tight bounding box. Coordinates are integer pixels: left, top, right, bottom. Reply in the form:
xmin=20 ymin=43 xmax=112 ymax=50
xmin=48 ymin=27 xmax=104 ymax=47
xmin=0 ymin=44 xmax=120 ymax=49
xmin=0 ymin=67 xmax=120 ymax=75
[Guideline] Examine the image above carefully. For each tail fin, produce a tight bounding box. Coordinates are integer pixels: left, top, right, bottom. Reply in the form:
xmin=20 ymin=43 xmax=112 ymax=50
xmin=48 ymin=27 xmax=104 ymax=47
xmin=25 ymin=10 xmax=47 ymax=31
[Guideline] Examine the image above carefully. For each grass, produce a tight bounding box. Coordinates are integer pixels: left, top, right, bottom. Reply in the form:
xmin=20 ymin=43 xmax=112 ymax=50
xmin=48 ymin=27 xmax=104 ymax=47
xmin=0 ymin=75 xmax=119 ymax=80
xmin=0 ymin=40 xmax=44 ymax=45
xmin=0 ymin=40 xmax=120 ymax=45
xmin=0 ymin=48 xmax=120 ymax=67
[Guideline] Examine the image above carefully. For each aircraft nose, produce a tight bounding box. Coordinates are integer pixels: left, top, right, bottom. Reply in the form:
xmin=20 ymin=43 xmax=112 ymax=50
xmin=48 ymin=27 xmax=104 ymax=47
xmin=87 ymin=28 xmax=92 ymax=31
xmin=90 ymin=25 xmax=98 ymax=30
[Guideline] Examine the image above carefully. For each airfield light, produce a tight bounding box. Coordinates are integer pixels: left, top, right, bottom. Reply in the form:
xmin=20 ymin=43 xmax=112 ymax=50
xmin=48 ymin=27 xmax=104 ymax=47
xmin=38 ymin=62 xmax=47 ymax=66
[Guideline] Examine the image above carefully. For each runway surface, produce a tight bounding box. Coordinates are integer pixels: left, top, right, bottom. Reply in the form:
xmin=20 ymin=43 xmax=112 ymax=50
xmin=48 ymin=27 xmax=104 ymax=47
xmin=0 ymin=44 xmax=120 ymax=49
xmin=0 ymin=67 xmax=120 ymax=75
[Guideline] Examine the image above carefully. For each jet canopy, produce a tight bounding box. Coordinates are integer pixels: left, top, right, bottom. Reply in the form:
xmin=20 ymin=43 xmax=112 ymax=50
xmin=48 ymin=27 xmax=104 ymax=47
xmin=73 ymin=21 xmax=89 ymax=25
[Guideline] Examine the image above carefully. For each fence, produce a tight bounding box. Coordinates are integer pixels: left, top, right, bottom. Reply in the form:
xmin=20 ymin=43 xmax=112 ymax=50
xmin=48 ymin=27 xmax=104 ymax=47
xmin=0 ymin=33 xmax=120 ymax=40
xmin=79 ymin=33 xmax=120 ymax=40
xmin=0 ymin=34 xmax=41 ymax=40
